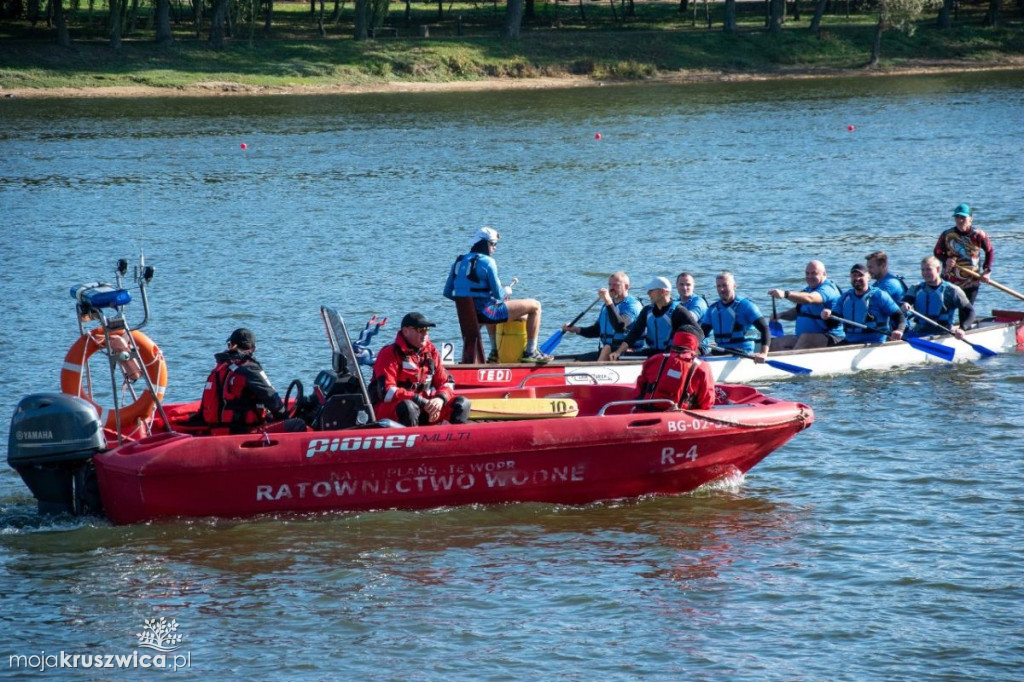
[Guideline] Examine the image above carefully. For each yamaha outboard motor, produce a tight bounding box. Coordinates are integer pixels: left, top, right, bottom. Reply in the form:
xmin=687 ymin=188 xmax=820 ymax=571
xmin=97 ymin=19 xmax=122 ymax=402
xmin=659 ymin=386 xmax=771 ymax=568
xmin=7 ymin=393 xmax=106 ymax=516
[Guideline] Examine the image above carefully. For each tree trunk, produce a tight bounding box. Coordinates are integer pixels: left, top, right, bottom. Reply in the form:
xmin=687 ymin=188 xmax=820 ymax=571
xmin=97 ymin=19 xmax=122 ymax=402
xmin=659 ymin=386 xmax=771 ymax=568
xmin=209 ymin=0 xmax=228 ymax=48
xmin=353 ymin=0 xmax=368 ymax=39
xmin=792 ymin=0 xmax=800 ymax=20
xmin=502 ymin=0 xmax=523 ymax=38
xmin=984 ymin=0 xmax=999 ymax=26
xmin=867 ymin=16 xmax=884 ymax=68
xmin=265 ymin=0 xmax=275 ymax=32
xmin=109 ymin=0 xmax=122 ymax=50
xmin=769 ymin=0 xmax=784 ymax=32
xmin=936 ymin=0 xmax=952 ymax=28
xmin=678 ymin=0 xmax=688 ymax=13
xmin=155 ymin=0 xmax=172 ymax=43
xmin=525 ymin=0 xmax=534 ymax=20
xmin=723 ymin=0 xmax=736 ymax=33
xmin=53 ymin=0 xmax=70 ymax=45
xmin=577 ymin=0 xmax=585 ymax=21
xmin=809 ymin=0 xmax=826 ymax=36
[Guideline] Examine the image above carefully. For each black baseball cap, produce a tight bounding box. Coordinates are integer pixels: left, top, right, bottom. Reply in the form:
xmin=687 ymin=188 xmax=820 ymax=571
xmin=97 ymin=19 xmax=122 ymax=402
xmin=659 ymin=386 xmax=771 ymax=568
xmin=400 ymin=312 xmax=437 ymax=328
xmin=850 ymin=263 xmax=869 ymax=275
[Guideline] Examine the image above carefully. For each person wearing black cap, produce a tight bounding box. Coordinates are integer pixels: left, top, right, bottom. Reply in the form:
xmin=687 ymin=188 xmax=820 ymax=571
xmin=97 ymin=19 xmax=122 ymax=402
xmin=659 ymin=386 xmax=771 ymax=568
xmin=608 ymin=276 xmax=700 ymax=361
xmin=933 ymin=203 xmax=994 ymax=304
xmin=822 ymin=264 xmax=906 ymax=345
xmin=198 ymin=328 xmax=300 ymax=434
xmin=634 ymin=325 xmax=715 ymax=411
xmin=369 ymin=312 xmax=470 ymax=427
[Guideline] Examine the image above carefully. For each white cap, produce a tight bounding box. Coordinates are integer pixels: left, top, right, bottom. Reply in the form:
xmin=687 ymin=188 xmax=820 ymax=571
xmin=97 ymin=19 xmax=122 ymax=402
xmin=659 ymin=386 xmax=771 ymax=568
xmin=645 ymin=276 xmax=672 ymax=292
xmin=471 ymin=226 xmax=500 ymax=248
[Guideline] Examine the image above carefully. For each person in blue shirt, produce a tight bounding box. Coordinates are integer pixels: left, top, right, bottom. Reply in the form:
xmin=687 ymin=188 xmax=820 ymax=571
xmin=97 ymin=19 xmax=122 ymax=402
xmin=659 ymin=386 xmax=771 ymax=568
xmin=609 ymin=277 xmax=699 ymax=360
xmin=768 ymin=260 xmax=844 ymax=350
xmin=675 ymin=272 xmax=709 ymax=322
xmin=901 ymin=256 xmax=975 ymax=338
xmin=822 ymin=264 xmax=906 ymax=345
xmin=701 ymin=271 xmax=770 ymax=361
xmin=865 ymin=250 xmax=908 ymax=304
xmin=443 ymin=227 xmax=550 ymax=364
xmin=560 ymin=271 xmax=643 ymax=361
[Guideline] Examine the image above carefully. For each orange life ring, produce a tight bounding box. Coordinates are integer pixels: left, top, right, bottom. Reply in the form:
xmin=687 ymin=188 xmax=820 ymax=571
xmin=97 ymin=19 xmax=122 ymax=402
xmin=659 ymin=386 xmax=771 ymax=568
xmin=60 ymin=328 xmax=168 ymax=437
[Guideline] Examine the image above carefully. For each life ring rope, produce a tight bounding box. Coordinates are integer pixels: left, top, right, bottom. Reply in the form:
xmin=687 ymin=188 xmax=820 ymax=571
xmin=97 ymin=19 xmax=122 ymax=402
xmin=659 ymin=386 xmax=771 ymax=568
xmin=59 ymin=327 xmax=168 ymax=438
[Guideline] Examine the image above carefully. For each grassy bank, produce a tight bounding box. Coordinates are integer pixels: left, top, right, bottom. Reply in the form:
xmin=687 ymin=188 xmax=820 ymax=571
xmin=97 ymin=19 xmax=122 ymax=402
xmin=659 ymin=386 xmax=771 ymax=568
xmin=1 ymin=2 xmax=1023 ymax=93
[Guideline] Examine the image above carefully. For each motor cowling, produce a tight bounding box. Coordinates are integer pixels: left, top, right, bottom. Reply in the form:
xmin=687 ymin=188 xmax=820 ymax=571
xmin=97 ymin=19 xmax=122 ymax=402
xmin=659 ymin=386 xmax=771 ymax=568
xmin=7 ymin=393 xmax=106 ymax=516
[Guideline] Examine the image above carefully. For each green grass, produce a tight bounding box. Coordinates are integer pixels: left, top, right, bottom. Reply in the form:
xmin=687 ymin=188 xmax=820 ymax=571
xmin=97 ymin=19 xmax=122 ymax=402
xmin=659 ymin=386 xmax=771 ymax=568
xmin=1 ymin=1 xmax=1022 ymax=92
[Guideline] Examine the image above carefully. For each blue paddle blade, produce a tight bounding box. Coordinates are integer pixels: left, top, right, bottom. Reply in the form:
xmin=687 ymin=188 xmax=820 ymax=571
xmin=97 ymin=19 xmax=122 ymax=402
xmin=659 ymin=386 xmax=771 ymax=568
xmin=970 ymin=341 xmax=998 ymax=358
xmin=904 ymin=335 xmax=955 ymax=362
xmin=765 ymin=359 xmax=812 ymax=375
xmin=769 ymin=320 xmax=784 ymax=338
xmin=538 ymin=330 xmax=563 ymax=356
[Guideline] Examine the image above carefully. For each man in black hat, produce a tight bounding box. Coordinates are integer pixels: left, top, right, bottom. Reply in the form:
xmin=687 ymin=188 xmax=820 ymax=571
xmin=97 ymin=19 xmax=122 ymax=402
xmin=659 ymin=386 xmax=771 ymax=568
xmin=821 ymin=264 xmax=906 ymax=345
xmin=370 ymin=313 xmax=470 ymax=427
xmin=198 ymin=328 xmax=302 ymax=433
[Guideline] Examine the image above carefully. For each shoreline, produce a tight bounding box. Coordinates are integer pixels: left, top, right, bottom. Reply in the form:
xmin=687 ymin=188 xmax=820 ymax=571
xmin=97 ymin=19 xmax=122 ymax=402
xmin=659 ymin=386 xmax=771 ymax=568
xmin=3 ymin=59 xmax=1023 ymax=99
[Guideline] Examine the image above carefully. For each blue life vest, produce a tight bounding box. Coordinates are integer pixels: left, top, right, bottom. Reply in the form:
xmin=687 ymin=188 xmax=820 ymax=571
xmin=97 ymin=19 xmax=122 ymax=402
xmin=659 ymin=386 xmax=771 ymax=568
xmin=913 ymin=282 xmax=956 ymax=330
xmin=837 ymin=287 xmax=888 ymax=344
xmin=645 ymin=301 xmax=679 ymax=351
xmin=875 ymin=273 xmax=907 ymax=304
xmin=598 ymin=296 xmax=643 ymax=349
xmin=680 ymin=294 xmax=709 ymax=322
xmin=446 ymin=253 xmax=496 ymax=299
xmin=795 ymin=279 xmax=842 ymax=337
xmin=706 ymin=298 xmax=757 ymax=353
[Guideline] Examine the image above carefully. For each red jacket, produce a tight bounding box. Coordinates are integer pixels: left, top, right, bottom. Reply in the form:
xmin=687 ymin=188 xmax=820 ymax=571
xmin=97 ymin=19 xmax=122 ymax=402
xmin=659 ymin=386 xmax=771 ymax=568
xmin=635 ymin=350 xmax=715 ymax=410
xmin=370 ymin=332 xmax=455 ymax=421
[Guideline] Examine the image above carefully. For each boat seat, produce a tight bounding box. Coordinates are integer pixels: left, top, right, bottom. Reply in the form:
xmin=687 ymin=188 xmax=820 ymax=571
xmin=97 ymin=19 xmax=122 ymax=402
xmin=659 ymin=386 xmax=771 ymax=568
xmin=310 ymin=369 xmax=373 ymax=430
xmin=454 ymin=296 xmax=485 ymax=364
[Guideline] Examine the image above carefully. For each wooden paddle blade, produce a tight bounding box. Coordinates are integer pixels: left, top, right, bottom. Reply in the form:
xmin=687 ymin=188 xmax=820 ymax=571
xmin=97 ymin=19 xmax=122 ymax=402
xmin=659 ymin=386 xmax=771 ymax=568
xmin=765 ymin=359 xmax=812 ymax=375
xmin=538 ymin=330 xmax=564 ymax=356
xmin=903 ymin=335 xmax=955 ymax=362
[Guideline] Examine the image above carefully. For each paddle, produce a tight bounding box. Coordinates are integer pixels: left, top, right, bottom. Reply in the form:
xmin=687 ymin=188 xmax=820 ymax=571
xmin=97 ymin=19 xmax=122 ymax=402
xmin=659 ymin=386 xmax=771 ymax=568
xmin=904 ymin=308 xmax=998 ymax=357
xmin=539 ymin=298 xmax=601 ymax=356
xmin=827 ymin=314 xmax=954 ymax=362
xmin=707 ymin=343 xmax=812 ymax=376
xmin=769 ymin=298 xmax=784 ymax=338
xmin=955 ymin=265 xmax=1024 ymax=303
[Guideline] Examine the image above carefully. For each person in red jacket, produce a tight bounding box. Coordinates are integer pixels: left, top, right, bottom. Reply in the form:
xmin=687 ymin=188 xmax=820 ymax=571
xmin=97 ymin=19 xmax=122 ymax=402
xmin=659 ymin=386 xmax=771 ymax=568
xmin=370 ymin=312 xmax=470 ymax=426
xmin=634 ymin=326 xmax=715 ymax=411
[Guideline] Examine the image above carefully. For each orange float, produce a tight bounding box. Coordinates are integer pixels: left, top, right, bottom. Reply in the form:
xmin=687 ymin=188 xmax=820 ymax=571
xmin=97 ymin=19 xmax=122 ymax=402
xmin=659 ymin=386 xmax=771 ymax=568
xmin=60 ymin=328 xmax=168 ymax=438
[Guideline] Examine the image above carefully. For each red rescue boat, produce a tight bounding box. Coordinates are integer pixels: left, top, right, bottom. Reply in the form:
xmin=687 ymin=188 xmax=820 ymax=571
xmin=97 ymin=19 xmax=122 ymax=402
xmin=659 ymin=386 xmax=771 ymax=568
xmin=93 ymin=382 xmax=811 ymax=525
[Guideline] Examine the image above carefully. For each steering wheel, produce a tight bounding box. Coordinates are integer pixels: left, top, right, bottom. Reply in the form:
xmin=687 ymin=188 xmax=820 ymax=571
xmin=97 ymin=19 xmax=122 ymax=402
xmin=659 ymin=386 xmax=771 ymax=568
xmin=284 ymin=379 xmax=305 ymax=420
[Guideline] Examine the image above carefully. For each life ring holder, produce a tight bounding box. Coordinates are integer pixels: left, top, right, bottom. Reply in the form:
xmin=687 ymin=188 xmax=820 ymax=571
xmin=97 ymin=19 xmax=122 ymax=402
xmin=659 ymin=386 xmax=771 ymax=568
xmin=60 ymin=327 xmax=168 ymax=439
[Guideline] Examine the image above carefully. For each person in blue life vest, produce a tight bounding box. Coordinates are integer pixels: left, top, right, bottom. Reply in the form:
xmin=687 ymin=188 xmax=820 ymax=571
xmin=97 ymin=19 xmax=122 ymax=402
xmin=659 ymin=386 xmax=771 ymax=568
xmin=901 ymin=256 xmax=976 ymax=339
xmin=560 ymin=271 xmax=643 ymax=361
xmin=865 ymin=250 xmax=908 ymax=304
xmin=608 ymin=276 xmax=699 ymax=361
xmin=197 ymin=328 xmax=305 ymax=434
xmin=443 ymin=227 xmax=551 ymax=364
xmin=701 ymin=271 xmax=770 ymax=362
xmin=370 ymin=312 xmax=471 ymax=427
xmin=933 ymin=203 xmax=995 ymax=305
xmin=768 ymin=260 xmax=844 ymax=351
xmin=821 ymin=264 xmax=907 ymax=345
xmin=675 ymin=271 xmax=709 ymax=322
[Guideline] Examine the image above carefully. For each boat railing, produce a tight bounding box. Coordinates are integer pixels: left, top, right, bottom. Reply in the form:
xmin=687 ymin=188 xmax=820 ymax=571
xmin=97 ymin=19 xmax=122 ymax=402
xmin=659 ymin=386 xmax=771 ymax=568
xmin=596 ymin=399 xmax=678 ymax=416
xmin=517 ymin=372 xmax=599 ymax=389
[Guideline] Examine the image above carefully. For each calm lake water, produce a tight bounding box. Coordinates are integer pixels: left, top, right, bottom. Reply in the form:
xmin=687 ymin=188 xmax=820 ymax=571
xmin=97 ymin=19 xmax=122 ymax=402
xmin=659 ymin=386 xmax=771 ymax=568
xmin=1 ymin=71 xmax=1023 ymax=680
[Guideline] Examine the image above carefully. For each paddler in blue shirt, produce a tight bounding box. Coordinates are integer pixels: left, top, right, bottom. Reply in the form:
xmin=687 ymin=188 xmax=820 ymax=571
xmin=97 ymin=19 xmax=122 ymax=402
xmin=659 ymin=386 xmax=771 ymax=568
xmin=701 ymin=271 xmax=770 ymax=362
xmin=609 ymin=277 xmax=700 ymax=361
xmin=822 ymin=263 xmax=906 ymax=345
xmin=560 ymin=271 xmax=643 ymax=361
xmin=675 ymin=271 xmax=709 ymax=322
xmin=865 ymin=250 xmax=908 ymax=304
xmin=901 ymin=256 xmax=975 ymax=339
xmin=443 ymin=226 xmax=551 ymax=364
xmin=768 ymin=260 xmax=844 ymax=350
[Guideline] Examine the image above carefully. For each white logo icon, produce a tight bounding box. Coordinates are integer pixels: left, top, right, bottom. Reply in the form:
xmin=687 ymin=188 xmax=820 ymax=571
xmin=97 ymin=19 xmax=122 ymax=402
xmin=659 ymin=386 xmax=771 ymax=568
xmin=136 ymin=617 xmax=184 ymax=652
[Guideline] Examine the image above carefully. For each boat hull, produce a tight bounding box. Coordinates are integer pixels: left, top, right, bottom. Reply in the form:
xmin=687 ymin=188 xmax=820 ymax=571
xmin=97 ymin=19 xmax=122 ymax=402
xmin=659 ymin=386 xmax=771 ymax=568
xmin=448 ymin=319 xmax=1024 ymax=388
xmin=93 ymin=384 xmax=812 ymax=525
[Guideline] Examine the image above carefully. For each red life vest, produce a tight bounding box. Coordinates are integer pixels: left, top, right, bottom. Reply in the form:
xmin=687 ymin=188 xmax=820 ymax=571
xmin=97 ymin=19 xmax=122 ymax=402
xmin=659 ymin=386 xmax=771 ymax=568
xmin=200 ymin=361 xmax=232 ymax=425
xmin=200 ymin=357 xmax=267 ymax=428
xmin=638 ymin=350 xmax=703 ymax=408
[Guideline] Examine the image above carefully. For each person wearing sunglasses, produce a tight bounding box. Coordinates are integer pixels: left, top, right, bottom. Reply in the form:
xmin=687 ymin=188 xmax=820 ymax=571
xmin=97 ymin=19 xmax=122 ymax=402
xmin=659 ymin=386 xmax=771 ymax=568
xmin=369 ymin=312 xmax=470 ymax=427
